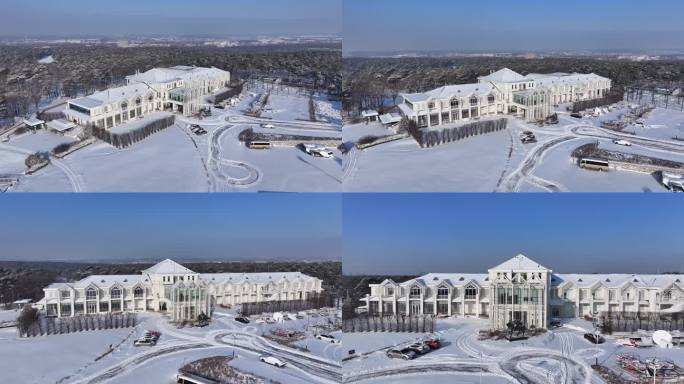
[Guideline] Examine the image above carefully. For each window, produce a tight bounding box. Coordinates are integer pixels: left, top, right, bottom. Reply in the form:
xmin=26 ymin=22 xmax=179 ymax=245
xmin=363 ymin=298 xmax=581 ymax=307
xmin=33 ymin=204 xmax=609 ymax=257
xmin=410 ymin=286 xmax=421 ymax=298
xmin=121 ymin=101 xmax=128 ymax=110
xmin=663 ymin=290 xmax=672 ymax=301
xmin=469 ymin=97 xmax=478 ymax=106
xmin=60 ymin=290 xmax=71 ymax=299
xmin=386 ymin=287 xmax=394 ymax=296
xmin=134 ymin=287 xmax=144 ymax=298
xmin=86 ymin=288 xmax=97 ymax=300
xmin=450 ymin=98 xmax=459 ymax=108
xmin=135 ymin=97 xmax=142 ymax=105
xmin=428 ymin=102 xmax=435 ymax=109
xmin=111 ymin=287 xmax=121 ymax=299
xmin=437 ymin=286 xmax=449 ymax=298
xmin=464 ymin=286 xmax=477 ymax=300
xmin=488 ymin=94 xmax=495 ymax=103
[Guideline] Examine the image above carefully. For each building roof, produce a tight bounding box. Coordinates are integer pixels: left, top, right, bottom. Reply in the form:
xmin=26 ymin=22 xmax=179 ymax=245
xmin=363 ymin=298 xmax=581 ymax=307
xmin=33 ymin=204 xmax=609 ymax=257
xmin=47 ymin=274 xmax=148 ymax=290
xmin=402 ymin=83 xmax=496 ymax=104
xmin=23 ymin=117 xmax=44 ymax=126
xmin=46 ymin=118 xmax=76 ymax=132
xmin=361 ymin=109 xmax=379 ymax=117
xmin=127 ymin=66 xmax=228 ymax=84
xmin=479 ymin=68 xmax=528 ymax=83
xmin=490 ymin=254 xmax=550 ymax=271
xmin=143 ymin=259 xmax=195 ymax=275
xmin=407 ymin=273 xmax=489 ymax=287
xmin=70 ymin=83 xmax=153 ymax=109
xmin=553 ymin=273 xmax=684 ymax=289
xmin=200 ymin=272 xmax=317 ymax=285
xmin=379 ymin=113 xmax=402 ymax=125
xmin=529 ymin=73 xmax=607 ymax=88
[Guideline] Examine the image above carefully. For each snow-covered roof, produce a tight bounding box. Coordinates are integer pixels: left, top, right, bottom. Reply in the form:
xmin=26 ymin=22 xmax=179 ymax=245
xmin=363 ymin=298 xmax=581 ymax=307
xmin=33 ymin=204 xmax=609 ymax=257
xmin=553 ymin=273 xmax=684 ymax=289
xmin=361 ymin=110 xmax=379 ymax=117
xmin=402 ymin=273 xmax=488 ymax=287
xmin=379 ymin=113 xmax=402 ymax=124
xmin=46 ymin=119 xmax=76 ymax=132
xmin=70 ymin=83 xmax=153 ymax=109
xmin=23 ymin=117 xmax=44 ymax=126
xmin=13 ymin=299 xmax=33 ymax=304
xmin=530 ymin=73 xmax=608 ymax=88
xmin=200 ymin=272 xmax=317 ymax=285
xmin=127 ymin=66 xmax=228 ymax=84
xmin=47 ymin=274 xmax=148 ymax=290
xmin=402 ymin=83 xmax=496 ymax=103
xmin=490 ymin=254 xmax=550 ymax=272
xmin=479 ymin=68 xmax=528 ymax=83
xmin=143 ymin=259 xmax=195 ymax=275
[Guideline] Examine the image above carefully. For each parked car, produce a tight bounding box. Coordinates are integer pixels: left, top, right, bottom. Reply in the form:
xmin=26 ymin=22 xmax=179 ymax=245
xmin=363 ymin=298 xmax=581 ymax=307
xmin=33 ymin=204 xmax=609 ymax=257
xmin=316 ymin=334 xmax=340 ymax=344
xmin=235 ymin=316 xmax=250 ymax=324
xmin=262 ymin=124 xmax=275 ymax=129
xmin=584 ymin=333 xmax=605 ymax=344
xmin=407 ymin=342 xmax=430 ymax=354
xmin=134 ymin=338 xmax=157 ymax=346
xmin=423 ymin=338 xmax=441 ymax=350
xmin=570 ymin=112 xmax=583 ymax=119
xmin=521 ymin=135 xmax=537 ymax=144
xmin=255 ymin=318 xmax=266 ymax=324
xmin=214 ymin=104 xmax=225 ymax=109
xmin=386 ymin=348 xmax=417 ymax=360
xmin=612 ymin=139 xmax=632 ymax=146
xmin=549 ymin=319 xmax=562 ymax=328
xmin=260 ymin=355 xmax=287 ymax=367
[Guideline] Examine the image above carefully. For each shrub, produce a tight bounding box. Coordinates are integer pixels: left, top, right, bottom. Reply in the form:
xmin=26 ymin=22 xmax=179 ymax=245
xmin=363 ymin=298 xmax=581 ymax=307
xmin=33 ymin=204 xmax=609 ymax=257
xmin=52 ymin=142 xmax=72 ymax=154
xmin=357 ymin=135 xmax=378 ymax=145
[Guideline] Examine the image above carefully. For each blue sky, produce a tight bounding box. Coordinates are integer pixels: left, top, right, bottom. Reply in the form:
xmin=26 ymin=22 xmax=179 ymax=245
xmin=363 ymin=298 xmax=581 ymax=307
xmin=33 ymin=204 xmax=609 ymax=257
xmin=0 ymin=0 xmax=341 ymax=37
xmin=343 ymin=194 xmax=684 ymax=275
xmin=344 ymin=0 xmax=684 ymax=54
xmin=0 ymin=194 xmax=341 ymax=263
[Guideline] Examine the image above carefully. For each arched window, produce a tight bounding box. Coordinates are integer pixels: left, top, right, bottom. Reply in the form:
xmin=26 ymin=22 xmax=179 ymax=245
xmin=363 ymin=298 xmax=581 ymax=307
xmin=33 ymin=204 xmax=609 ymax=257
xmin=86 ymin=288 xmax=97 ymax=300
xmin=464 ymin=285 xmax=477 ymax=299
xmin=437 ymin=286 xmax=449 ymax=298
xmin=135 ymin=97 xmax=142 ymax=105
xmin=410 ymin=286 xmax=421 ymax=297
xmin=121 ymin=101 xmax=128 ymax=110
xmin=469 ymin=96 xmax=478 ymax=106
xmin=450 ymin=98 xmax=459 ymax=108
xmin=111 ymin=287 xmax=121 ymax=299
xmin=134 ymin=287 xmax=144 ymax=298
xmin=488 ymin=94 xmax=495 ymax=104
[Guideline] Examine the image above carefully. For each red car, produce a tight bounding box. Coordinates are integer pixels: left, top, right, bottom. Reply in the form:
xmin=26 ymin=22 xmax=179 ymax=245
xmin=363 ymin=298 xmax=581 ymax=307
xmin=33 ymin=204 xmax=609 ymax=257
xmin=423 ymin=338 xmax=441 ymax=350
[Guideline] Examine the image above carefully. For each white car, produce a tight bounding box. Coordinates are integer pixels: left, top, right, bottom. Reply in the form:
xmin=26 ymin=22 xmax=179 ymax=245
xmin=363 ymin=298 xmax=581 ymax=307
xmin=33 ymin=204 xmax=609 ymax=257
xmin=316 ymin=334 xmax=340 ymax=344
xmin=260 ymin=355 xmax=287 ymax=367
xmin=255 ymin=318 xmax=266 ymax=324
xmin=262 ymin=124 xmax=275 ymax=129
xmin=613 ymin=139 xmax=632 ymax=146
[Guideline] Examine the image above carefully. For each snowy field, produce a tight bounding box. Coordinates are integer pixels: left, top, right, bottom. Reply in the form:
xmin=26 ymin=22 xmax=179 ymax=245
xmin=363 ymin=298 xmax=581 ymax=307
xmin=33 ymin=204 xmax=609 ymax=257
xmin=343 ymin=105 xmax=684 ymax=192
xmin=341 ymin=317 xmax=684 ymax=383
xmin=1 ymin=308 xmax=341 ymax=384
xmin=1 ymin=86 xmax=342 ymax=192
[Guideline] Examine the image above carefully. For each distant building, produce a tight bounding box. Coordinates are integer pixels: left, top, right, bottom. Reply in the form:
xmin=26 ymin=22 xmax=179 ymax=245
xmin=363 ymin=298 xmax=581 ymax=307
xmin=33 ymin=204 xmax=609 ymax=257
xmin=65 ymin=66 xmax=230 ymax=129
xmin=38 ymin=259 xmax=323 ymax=322
xmin=398 ymin=68 xmax=611 ymax=126
xmin=362 ymin=254 xmax=683 ymax=330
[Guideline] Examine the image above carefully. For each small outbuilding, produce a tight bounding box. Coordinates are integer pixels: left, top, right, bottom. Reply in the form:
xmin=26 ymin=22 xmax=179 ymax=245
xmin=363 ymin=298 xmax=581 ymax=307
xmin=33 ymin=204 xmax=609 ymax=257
xmin=23 ymin=117 xmax=45 ymax=130
xmin=361 ymin=109 xmax=379 ymax=123
xmin=379 ymin=113 xmax=402 ymax=127
xmin=46 ymin=118 xmax=77 ymax=133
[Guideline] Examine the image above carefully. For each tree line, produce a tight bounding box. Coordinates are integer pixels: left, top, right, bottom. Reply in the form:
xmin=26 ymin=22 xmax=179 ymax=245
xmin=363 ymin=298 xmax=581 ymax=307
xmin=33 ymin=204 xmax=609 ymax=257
xmin=17 ymin=307 xmax=137 ymax=337
xmin=343 ymin=314 xmax=435 ymax=333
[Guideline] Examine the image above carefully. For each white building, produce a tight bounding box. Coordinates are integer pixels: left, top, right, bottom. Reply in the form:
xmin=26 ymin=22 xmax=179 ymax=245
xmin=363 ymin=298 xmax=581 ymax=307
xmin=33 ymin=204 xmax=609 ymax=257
xmin=65 ymin=66 xmax=230 ymax=129
xmin=398 ymin=68 xmax=611 ymax=126
xmin=362 ymin=254 xmax=683 ymax=330
xmin=38 ymin=259 xmax=323 ymax=322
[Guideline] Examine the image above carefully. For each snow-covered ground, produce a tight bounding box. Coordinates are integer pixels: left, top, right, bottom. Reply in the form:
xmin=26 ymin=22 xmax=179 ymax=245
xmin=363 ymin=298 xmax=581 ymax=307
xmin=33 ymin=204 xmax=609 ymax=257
xmin=341 ymin=317 xmax=684 ymax=383
xmin=343 ymin=106 xmax=684 ymax=192
xmin=1 ymin=308 xmax=342 ymax=384
xmin=1 ymin=85 xmax=342 ymax=192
